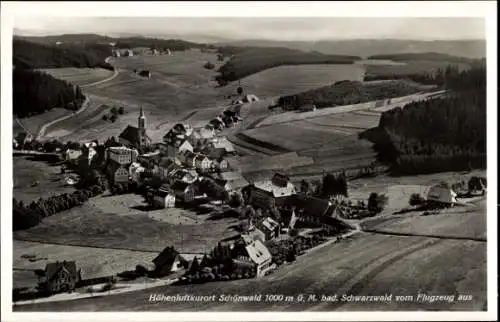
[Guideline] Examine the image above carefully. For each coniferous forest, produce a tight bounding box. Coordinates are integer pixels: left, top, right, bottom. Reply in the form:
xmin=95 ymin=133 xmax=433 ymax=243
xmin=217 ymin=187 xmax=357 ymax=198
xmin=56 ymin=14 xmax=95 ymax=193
xmin=360 ymin=60 xmax=486 ymax=175
xmin=13 ymin=68 xmax=86 ymax=118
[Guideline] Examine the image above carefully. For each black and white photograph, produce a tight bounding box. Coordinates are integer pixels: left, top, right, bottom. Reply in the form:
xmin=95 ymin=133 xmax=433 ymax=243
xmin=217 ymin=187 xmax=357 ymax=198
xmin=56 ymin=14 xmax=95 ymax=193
xmin=1 ymin=1 xmax=497 ymax=321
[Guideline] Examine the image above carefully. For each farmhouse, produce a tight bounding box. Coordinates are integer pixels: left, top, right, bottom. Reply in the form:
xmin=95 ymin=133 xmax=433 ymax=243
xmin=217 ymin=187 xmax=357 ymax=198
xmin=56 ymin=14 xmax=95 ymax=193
xmin=138 ymin=70 xmax=151 ymax=79
xmin=152 ymin=246 xmax=179 ymax=277
xmin=215 ymin=171 xmax=249 ymax=192
xmin=256 ymin=217 xmax=280 ymax=241
xmin=209 ymin=117 xmax=225 ymax=131
xmin=234 ymin=239 xmax=272 ymax=277
xmin=210 ymin=136 xmax=236 ymax=156
xmin=15 ymin=132 xmax=33 ymax=146
xmin=249 ymin=173 xmax=297 ymax=210
xmin=191 ymin=127 xmax=215 ymax=143
xmin=36 ymin=261 xmax=81 ymax=294
xmin=155 ymin=157 xmax=182 ymax=179
xmin=427 ymin=183 xmax=457 ymax=206
xmin=212 ymin=158 xmax=229 ymax=171
xmin=106 ymin=146 xmax=139 ymax=165
xmin=118 ymin=108 xmax=151 ymax=150
xmin=169 ymin=168 xmax=198 ymax=184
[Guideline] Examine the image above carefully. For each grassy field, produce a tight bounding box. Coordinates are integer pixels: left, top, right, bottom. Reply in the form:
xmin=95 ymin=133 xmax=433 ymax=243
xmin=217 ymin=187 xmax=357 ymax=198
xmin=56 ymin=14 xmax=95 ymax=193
xmin=13 ymin=156 xmax=76 ymax=204
xmin=364 ymin=60 xmax=472 ymax=80
xmin=14 ymin=193 xmax=242 ymax=254
xmin=13 ymin=240 xmax=158 ymax=289
xmin=15 ymin=232 xmax=486 ymax=311
xmin=39 ymin=68 xmax=115 ymax=86
xmin=230 ymin=64 xmax=364 ymax=98
xmin=13 ymin=109 xmax=71 ymax=137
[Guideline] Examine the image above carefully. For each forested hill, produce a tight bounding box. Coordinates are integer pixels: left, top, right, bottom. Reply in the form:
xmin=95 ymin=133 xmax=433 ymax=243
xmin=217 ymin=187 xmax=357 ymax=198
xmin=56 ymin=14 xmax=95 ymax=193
xmin=215 ymin=46 xmax=361 ymax=85
xmin=360 ymin=60 xmax=486 ymax=175
xmin=366 ymin=52 xmax=477 ymax=64
xmin=13 ymin=39 xmax=114 ymax=70
xmin=13 ymin=68 xmax=86 ymax=118
xmin=16 ymin=34 xmax=208 ymax=52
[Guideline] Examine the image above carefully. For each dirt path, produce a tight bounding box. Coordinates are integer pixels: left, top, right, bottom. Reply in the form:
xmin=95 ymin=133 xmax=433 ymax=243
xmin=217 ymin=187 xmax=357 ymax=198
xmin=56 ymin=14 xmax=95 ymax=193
xmin=37 ymin=67 xmax=120 ymax=140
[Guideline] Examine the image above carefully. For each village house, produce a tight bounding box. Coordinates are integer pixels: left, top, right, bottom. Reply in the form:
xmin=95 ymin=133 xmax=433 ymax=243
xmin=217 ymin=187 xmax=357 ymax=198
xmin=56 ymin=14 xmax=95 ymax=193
xmin=36 ymin=261 xmax=81 ymax=294
xmin=163 ymin=123 xmax=194 ymax=142
xmin=194 ymin=153 xmax=213 ymax=171
xmin=283 ymin=193 xmax=336 ymax=227
xmin=208 ymin=117 xmax=225 ymax=131
xmin=138 ymin=70 xmax=151 ymax=79
xmin=212 ymin=158 xmax=229 ymax=171
xmin=233 ymin=238 xmax=272 ymax=277
xmin=169 ymin=168 xmax=198 ymax=184
xmin=106 ymin=146 xmax=139 ymax=165
xmin=171 ymin=180 xmax=199 ymax=203
xmin=208 ymin=136 xmax=236 ymax=158
xmin=215 ymin=171 xmax=249 ymax=193
xmin=427 ymin=183 xmax=457 ymax=206
xmin=155 ymin=157 xmax=182 ymax=179
xmin=81 ymin=144 xmax=97 ymax=165
xmin=152 ymin=186 xmax=176 ymax=208
xmin=129 ymin=162 xmax=145 ymax=184
xmin=15 ymin=132 xmax=34 ymax=146
xmin=248 ymin=173 xmax=297 ymax=210
xmin=255 ymin=217 xmax=280 ymax=241
xmin=152 ymin=246 xmax=203 ymax=277
xmin=65 ymin=149 xmax=83 ymax=162
xmin=118 ymin=107 xmax=151 ymax=150
xmin=191 ymin=127 xmax=215 ymax=145
xmin=106 ymin=159 xmax=130 ymax=184
xmin=126 ymin=50 xmax=134 ymax=57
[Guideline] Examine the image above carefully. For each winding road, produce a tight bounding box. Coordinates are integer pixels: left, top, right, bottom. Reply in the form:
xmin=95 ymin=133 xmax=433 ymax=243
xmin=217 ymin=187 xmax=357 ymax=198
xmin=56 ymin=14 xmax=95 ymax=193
xmin=36 ymin=67 xmax=120 ymax=140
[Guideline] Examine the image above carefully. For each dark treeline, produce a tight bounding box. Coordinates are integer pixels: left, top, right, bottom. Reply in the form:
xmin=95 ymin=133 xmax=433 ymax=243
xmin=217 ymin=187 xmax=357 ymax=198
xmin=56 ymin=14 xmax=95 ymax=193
xmin=13 ymin=68 xmax=85 ymax=118
xmin=13 ymin=39 xmax=113 ymax=70
xmin=361 ymin=62 xmax=486 ymax=175
xmin=278 ymin=80 xmax=427 ymax=110
xmin=115 ymin=37 xmax=205 ymax=51
xmin=367 ymin=52 xmax=475 ymax=63
xmin=215 ymin=46 xmax=360 ymax=86
xmin=13 ymin=170 xmax=108 ymax=231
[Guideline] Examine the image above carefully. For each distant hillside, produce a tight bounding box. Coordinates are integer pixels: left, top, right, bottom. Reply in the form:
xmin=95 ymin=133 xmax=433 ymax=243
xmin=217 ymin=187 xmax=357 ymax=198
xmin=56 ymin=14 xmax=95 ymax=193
xmin=215 ymin=46 xmax=361 ymax=85
xmin=367 ymin=52 xmax=476 ymax=63
xmin=278 ymin=80 xmax=431 ymax=110
xmin=13 ymin=39 xmax=114 ymax=70
xmin=17 ymin=33 xmax=208 ymax=51
xmin=215 ymin=39 xmax=486 ymax=59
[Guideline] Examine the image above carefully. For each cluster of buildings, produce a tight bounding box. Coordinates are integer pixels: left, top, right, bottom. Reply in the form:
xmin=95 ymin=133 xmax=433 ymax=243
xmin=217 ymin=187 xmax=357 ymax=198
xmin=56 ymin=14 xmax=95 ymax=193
xmin=112 ymin=48 xmax=172 ymax=58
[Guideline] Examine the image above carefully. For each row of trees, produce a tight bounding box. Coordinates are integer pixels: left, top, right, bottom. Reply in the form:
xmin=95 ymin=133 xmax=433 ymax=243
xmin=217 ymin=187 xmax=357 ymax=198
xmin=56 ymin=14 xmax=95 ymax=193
xmin=13 ymin=185 xmax=104 ymax=231
xmin=277 ymin=80 xmax=425 ymax=110
xmin=298 ymin=173 xmax=348 ymax=198
xmin=13 ymin=68 xmax=85 ymax=118
xmin=366 ymin=62 xmax=486 ymax=175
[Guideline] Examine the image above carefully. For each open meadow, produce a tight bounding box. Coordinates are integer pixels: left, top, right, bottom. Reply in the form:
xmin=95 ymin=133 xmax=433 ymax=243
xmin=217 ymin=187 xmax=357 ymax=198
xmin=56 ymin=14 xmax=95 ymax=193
xmin=14 ymin=193 xmax=243 ymax=254
xmin=13 ymin=155 xmax=76 ymax=204
xmin=39 ymin=68 xmax=115 ymax=86
xmin=13 ymin=240 xmax=158 ymax=289
xmin=13 ymin=109 xmax=71 ymax=137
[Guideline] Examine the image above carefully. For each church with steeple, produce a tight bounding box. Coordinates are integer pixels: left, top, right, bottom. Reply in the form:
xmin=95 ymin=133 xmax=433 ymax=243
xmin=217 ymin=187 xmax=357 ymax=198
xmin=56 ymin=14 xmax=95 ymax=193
xmin=118 ymin=106 xmax=151 ymax=150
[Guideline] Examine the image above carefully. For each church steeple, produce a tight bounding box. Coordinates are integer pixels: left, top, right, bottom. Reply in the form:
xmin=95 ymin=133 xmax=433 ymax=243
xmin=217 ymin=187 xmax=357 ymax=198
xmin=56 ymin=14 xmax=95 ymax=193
xmin=138 ymin=106 xmax=147 ymax=149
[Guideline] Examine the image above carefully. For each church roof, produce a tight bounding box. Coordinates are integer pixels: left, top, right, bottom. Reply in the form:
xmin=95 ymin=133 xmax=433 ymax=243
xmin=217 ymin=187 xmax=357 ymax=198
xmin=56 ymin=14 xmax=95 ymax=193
xmin=119 ymin=125 xmax=150 ymax=147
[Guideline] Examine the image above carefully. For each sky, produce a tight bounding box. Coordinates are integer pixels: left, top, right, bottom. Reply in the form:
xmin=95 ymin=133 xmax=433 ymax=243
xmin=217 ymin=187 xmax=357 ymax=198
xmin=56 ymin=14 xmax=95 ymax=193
xmin=13 ymin=17 xmax=485 ymax=41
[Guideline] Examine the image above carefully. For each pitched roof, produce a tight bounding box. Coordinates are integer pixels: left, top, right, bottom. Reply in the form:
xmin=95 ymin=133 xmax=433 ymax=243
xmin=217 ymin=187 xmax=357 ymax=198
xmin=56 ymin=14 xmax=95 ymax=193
xmin=245 ymin=240 xmax=271 ymax=265
xmin=212 ymin=137 xmax=235 ymax=153
xmin=45 ymin=261 xmax=78 ymax=281
xmin=253 ymin=179 xmax=296 ymax=198
xmin=272 ymin=173 xmax=291 ymax=187
xmin=171 ymin=180 xmax=190 ymax=191
xmin=119 ymin=125 xmax=150 ymax=146
xmin=153 ymin=246 xmax=179 ymax=268
xmin=289 ymin=193 xmax=333 ymax=217
xmin=219 ymin=171 xmax=245 ymax=181
xmin=259 ymin=217 xmax=280 ymax=232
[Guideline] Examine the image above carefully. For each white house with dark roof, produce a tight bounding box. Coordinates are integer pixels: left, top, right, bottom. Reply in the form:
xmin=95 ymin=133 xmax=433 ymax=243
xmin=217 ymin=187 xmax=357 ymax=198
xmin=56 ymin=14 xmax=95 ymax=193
xmin=235 ymin=238 xmax=272 ymax=277
xmin=256 ymin=217 xmax=280 ymax=241
xmin=152 ymin=188 xmax=176 ymax=208
xmin=106 ymin=146 xmax=139 ymax=165
xmin=249 ymin=173 xmax=297 ymax=210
